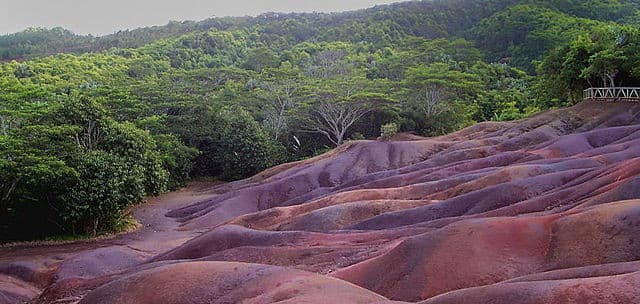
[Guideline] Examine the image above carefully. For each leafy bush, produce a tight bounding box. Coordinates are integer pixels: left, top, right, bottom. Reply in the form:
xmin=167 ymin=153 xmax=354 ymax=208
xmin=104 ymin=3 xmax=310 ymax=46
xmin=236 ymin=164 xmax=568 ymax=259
xmin=0 ymin=136 xmax=78 ymax=241
xmin=193 ymin=107 xmax=288 ymax=181
xmin=380 ymin=122 xmax=399 ymax=140
xmin=62 ymin=151 xmax=145 ymax=235
xmin=100 ymin=121 xmax=169 ymax=195
xmin=0 ymin=97 xmax=191 ymax=241
xmin=154 ymin=134 xmax=199 ymax=190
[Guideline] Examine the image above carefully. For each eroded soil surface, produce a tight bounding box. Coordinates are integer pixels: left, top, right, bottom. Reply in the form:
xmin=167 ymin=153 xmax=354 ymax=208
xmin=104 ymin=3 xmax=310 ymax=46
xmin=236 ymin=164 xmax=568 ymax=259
xmin=3 ymin=101 xmax=640 ymax=304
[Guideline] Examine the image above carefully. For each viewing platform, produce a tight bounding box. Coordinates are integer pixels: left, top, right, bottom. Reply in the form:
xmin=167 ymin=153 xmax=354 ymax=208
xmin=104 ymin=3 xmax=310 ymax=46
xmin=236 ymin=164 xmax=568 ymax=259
xmin=584 ymin=87 xmax=640 ymax=102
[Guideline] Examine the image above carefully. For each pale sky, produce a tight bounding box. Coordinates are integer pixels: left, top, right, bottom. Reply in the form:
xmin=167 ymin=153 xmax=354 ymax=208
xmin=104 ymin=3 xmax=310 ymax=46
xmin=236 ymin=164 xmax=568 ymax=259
xmin=0 ymin=0 xmax=408 ymax=36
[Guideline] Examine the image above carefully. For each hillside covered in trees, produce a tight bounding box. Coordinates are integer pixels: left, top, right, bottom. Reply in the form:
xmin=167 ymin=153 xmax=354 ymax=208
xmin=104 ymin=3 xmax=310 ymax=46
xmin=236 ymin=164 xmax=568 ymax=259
xmin=2 ymin=0 xmax=640 ymax=241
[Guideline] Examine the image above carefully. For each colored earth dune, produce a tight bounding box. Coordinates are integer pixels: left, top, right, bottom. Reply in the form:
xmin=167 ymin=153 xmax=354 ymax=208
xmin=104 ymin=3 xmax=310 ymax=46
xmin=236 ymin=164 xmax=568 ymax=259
xmin=2 ymin=100 xmax=640 ymax=303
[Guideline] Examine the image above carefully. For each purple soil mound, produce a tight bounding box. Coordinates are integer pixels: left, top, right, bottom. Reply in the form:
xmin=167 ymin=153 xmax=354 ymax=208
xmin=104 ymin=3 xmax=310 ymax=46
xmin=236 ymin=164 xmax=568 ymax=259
xmin=0 ymin=274 xmax=39 ymax=304
xmin=55 ymin=246 xmax=149 ymax=281
xmin=5 ymin=101 xmax=640 ymax=304
xmin=420 ymin=263 xmax=640 ymax=304
xmin=332 ymin=200 xmax=640 ymax=301
xmin=78 ymin=261 xmax=391 ymax=304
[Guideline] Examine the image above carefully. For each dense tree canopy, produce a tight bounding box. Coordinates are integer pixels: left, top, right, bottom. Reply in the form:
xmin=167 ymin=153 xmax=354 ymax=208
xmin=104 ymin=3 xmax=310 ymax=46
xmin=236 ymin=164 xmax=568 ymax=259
xmin=1 ymin=0 xmax=639 ymax=241
xmin=538 ymin=24 xmax=640 ymax=105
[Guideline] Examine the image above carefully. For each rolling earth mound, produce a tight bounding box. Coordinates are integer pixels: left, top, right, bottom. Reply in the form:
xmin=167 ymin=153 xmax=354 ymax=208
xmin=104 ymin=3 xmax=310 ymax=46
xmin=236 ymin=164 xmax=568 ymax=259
xmin=3 ymin=100 xmax=640 ymax=303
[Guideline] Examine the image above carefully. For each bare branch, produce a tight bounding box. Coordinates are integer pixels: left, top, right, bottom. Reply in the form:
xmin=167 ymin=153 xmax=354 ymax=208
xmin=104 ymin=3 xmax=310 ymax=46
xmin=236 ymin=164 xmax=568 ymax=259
xmin=261 ymin=79 xmax=300 ymax=141
xmin=407 ymin=83 xmax=450 ymax=118
xmin=303 ymin=100 xmax=373 ymax=146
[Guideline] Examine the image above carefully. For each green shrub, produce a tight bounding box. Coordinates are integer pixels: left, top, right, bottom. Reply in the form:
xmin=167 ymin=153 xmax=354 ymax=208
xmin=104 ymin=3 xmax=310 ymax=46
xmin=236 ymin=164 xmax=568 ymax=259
xmin=193 ymin=107 xmax=289 ymax=181
xmin=380 ymin=122 xmax=399 ymax=141
xmin=62 ymin=151 xmax=145 ymax=235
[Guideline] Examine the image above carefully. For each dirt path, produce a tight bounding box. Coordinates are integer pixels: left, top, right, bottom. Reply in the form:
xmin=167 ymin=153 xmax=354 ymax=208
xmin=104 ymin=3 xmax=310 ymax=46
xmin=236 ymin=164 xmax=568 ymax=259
xmin=0 ymin=182 xmax=220 ymax=294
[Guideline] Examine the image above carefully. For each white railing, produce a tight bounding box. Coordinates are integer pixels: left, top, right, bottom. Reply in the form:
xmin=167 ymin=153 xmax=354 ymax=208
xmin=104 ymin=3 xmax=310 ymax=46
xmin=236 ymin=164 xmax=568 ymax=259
xmin=584 ymin=87 xmax=640 ymax=101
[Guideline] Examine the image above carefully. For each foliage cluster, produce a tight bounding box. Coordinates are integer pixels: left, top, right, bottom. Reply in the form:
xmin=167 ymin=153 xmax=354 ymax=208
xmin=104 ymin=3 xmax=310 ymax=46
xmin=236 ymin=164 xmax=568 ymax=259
xmin=1 ymin=0 xmax=639 ymax=241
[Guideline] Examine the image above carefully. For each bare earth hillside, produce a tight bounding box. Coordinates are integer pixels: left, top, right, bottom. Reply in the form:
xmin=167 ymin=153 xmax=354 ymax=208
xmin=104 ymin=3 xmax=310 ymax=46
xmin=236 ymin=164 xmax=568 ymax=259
xmin=2 ymin=100 xmax=640 ymax=304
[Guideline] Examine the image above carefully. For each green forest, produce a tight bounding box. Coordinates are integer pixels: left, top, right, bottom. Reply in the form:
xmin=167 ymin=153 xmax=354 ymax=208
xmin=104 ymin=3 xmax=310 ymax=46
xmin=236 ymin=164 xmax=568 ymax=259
xmin=2 ymin=0 xmax=640 ymax=241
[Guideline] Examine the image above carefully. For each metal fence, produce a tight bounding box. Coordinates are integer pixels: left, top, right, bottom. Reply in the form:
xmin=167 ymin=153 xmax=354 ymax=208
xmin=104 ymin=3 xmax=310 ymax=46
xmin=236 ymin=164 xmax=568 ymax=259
xmin=584 ymin=87 xmax=640 ymax=102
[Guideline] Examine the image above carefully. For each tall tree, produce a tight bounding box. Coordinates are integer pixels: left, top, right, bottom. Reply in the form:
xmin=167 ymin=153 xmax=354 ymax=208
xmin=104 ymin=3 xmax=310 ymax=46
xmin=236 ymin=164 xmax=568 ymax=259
xmin=303 ymin=99 xmax=373 ymax=147
xmin=403 ymin=63 xmax=481 ymax=119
